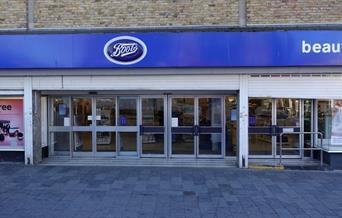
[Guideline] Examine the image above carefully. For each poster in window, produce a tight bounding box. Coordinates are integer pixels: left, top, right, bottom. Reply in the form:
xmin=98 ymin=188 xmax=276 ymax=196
xmin=331 ymin=100 xmax=342 ymax=145
xmin=0 ymin=99 xmax=24 ymax=147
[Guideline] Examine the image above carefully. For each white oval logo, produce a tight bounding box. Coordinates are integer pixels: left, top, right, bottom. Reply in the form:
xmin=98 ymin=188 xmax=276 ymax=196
xmin=104 ymin=36 xmax=147 ymax=65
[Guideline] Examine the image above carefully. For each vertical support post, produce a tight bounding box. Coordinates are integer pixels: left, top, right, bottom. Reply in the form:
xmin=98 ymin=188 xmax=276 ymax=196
xmin=27 ymin=0 xmax=34 ymax=30
xmin=24 ymin=77 xmax=33 ymax=164
xmin=239 ymin=75 xmax=249 ymax=168
xmin=239 ymin=0 xmax=247 ymax=27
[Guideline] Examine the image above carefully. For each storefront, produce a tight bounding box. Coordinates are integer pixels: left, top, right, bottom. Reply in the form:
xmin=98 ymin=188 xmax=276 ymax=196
xmin=1 ymin=31 xmax=342 ymax=168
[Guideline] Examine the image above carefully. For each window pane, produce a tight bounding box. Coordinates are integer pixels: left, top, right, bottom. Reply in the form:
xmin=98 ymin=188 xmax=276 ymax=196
xmin=73 ymin=98 xmax=92 ymax=126
xmin=118 ymin=132 xmax=137 ymax=152
xmin=118 ymin=98 xmax=137 ymax=126
xmin=199 ymin=98 xmax=221 ymax=126
xmin=73 ymin=132 xmax=92 ymax=152
xmin=96 ymin=98 xmax=116 ymax=126
xmin=142 ymin=98 xmax=164 ymax=126
xmin=52 ymin=97 xmax=70 ymax=126
xmin=172 ymin=134 xmax=194 ymax=155
xmin=172 ymin=98 xmax=194 ymax=126
xmin=199 ymin=133 xmax=222 ymax=155
xmin=142 ymin=133 xmax=164 ymax=154
xmin=97 ymin=132 xmax=116 ymax=152
xmin=51 ymin=132 xmax=70 ymax=152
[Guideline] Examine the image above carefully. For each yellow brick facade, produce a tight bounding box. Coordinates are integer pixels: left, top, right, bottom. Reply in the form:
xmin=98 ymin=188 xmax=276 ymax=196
xmin=33 ymin=0 xmax=239 ymax=28
xmin=247 ymin=0 xmax=342 ymax=24
xmin=1 ymin=0 xmax=342 ymax=29
xmin=0 ymin=0 xmax=26 ymax=28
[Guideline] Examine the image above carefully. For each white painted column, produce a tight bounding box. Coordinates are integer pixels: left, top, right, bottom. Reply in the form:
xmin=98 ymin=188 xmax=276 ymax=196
xmin=24 ymin=77 xmax=33 ymax=164
xmin=238 ymin=75 xmax=249 ymax=168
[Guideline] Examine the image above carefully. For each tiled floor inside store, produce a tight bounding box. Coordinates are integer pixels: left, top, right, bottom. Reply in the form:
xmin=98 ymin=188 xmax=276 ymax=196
xmin=0 ymin=164 xmax=342 ymax=218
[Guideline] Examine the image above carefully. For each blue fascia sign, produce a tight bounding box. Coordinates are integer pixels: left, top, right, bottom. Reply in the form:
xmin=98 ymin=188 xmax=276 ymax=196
xmin=0 ymin=30 xmax=342 ymax=69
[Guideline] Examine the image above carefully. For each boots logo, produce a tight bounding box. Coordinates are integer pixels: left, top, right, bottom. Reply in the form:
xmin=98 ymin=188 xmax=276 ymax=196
xmin=104 ymin=36 xmax=147 ymax=65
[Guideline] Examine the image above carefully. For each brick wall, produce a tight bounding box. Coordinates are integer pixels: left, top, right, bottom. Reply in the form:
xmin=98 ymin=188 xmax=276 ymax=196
xmin=0 ymin=0 xmax=26 ymax=28
xmin=1 ymin=0 xmax=342 ymax=30
xmin=247 ymin=0 xmax=342 ymax=24
xmin=33 ymin=0 xmax=239 ymax=28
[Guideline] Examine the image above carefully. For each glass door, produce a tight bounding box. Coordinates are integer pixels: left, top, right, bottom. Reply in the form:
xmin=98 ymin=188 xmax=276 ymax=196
xmin=276 ymin=99 xmax=301 ymax=157
xmin=249 ymin=98 xmax=273 ymax=156
xmin=72 ymin=97 xmax=93 ymax=156
xmin=248 ymin=98 xmax=302 ymax=158
xmin=140 ymin=96 xmax=166 ymax=157
xmin=95 ymin=97 xmax=116 ymax=156
xmin=170 ymin=97 xmax=196 ymax=157
xmin=197 ymin=97 xmax=224 ymax=158
xmin=117 ymin=97 xmax=139 ymax=156
xmin=169 ymin=96 xmax=225 ymax=158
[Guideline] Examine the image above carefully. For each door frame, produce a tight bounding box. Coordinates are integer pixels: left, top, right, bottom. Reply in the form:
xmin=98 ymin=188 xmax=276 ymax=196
xmin=140 ymin=95 xmax=167 ymax=158
xmin=249 ymin=98 xmax=304 ymax=159
xmin=168 ymin=95 xmax=225 ymax=158
xmin=196 ymin=96 xmax=225 ymax=158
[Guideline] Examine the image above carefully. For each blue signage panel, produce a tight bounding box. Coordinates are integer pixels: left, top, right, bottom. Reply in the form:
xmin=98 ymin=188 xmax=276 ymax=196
xmin=0 ymin=31 xmax=341 ymax=69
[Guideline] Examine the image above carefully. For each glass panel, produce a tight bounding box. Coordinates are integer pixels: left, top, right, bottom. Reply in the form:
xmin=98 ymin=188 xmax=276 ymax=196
xmin=118 ymin=132 xmax=137 ymax=153
xmin=304 ymin=100 xmax=313 ymax=157
xmin=172 ymin=98 xmax=194 ymax=126
xmin=118 ymin=97 xmax=137 ymax=126
xmin=276 ymin=135 xmax=300 ymax=155
xmin=249 ymin=98 xmax=272 ymax=127
xmin=276 ymin=99 xmax=300 ymax=126
xmin=142 ymin=98 xmax=164 ymax=126
xmin=198 ymin=98 xmax=221 ymax=127
xmin=96 ymin=132 xmax=116 ymax=152
xmin=249 ymin=134 xmax=272 ymax=155
xmin=276 ymin=99 xmax=300 ymax=156
xmin=51 ymin=132 xmax=70 ymax=152
xmin=225 ymin=96 xmax=237 ymax=156
xmin=73 ymin=132 xmax=92 ymax=152
xmin=52 ymin=97 xmax=70 ymax=126
xmin=172 ymin=134 xmax=194 ymax=155
xmin=73 ymin=98 xmax=92 ymax=126
xmin=142 ymin=133 xmax=164 ymax=154
xmin=249 ymin=98 xmax=272 ymax=156
xmin=318 ymin=100 xmax=331 ymax=144
xmin=96 ymin=98 xmax=115 ymax=126
xmin=199 ymin=133 xmax=222 ymax=155
xmin=318 ymin=99 xmax=342 ymax=151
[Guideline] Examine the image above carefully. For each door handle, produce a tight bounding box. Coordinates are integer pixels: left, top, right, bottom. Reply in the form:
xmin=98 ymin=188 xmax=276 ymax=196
xmin=139 ymin=125 xmax=143 ymax=136
xmin=193 ymin=125 xmax=200 ymax=136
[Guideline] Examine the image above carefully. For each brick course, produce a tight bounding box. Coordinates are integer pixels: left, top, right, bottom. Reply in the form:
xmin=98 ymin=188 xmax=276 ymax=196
xmin=247 ymin=0 xmax=342 ymax=24
xmin=1 ymin=1 xmax=342 ymax=30
xmin=33 ymin=0 xmax=239 ymax=28
xmin=0 ymin=0 xmax=26 ymax=28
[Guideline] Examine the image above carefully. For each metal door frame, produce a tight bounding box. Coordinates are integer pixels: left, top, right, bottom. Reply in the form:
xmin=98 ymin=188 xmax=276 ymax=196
xmin=196 ymin=96 xmax=225 ymax=158
xmin=168 ymin=95 xmax=197 ymax=158
xmin=249 ymin=98 xmax=304 ymax=159
xmin=274 ymin=98 xmax=302 ymax=159
xmin=140 ymin=95 xmax=167 ymax=158
xmin=93 ymin=96 xmax=117 ymax=157
xmin=116 ymin=96 xmax=139 ymax=157
xmin=71 ymin=96 xmax=94 ymax=157
xmin=168 ymin=95 xmax=225 ymax=158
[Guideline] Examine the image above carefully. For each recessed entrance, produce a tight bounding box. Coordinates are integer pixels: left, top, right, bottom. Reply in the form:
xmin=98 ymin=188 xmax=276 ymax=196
xmin=48 ymin=94 xmax=236 ymax=159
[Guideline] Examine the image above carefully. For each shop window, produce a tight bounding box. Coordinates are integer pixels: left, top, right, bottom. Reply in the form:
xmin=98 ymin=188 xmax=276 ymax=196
xmin=0 ymin=98 xmax=24 ymax=148
xmin=318 ymin=100 xmax=342 ymax=151
xmin=225 ymin=96 xmax=237 ymax=156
